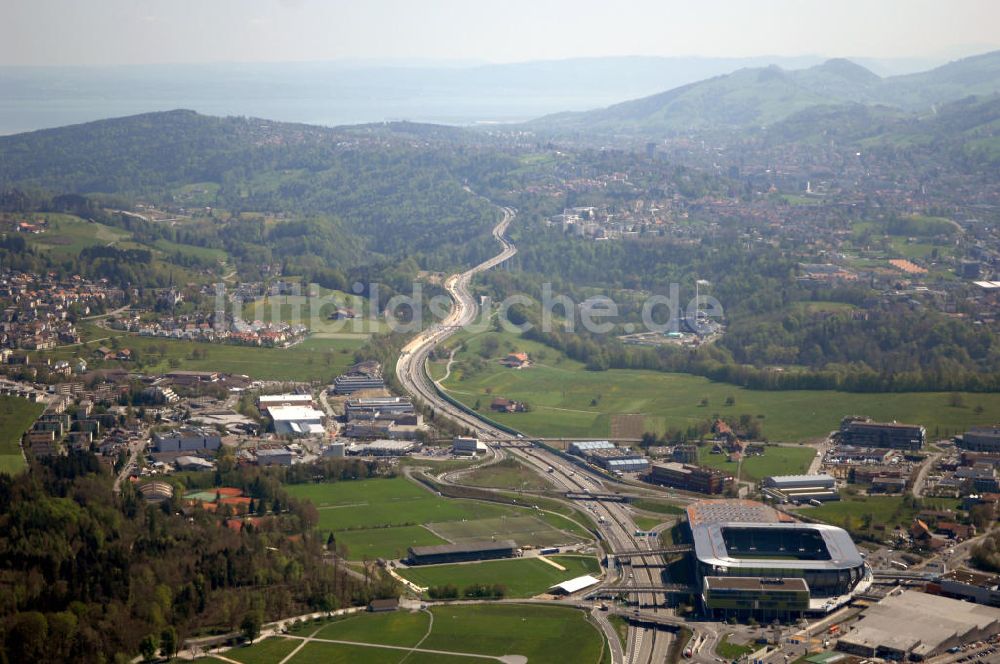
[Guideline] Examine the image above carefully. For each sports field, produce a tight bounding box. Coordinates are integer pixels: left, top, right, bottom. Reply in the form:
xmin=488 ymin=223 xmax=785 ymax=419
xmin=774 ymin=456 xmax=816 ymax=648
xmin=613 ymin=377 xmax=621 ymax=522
xmin=284 ymin=477 xmax=587 ymax=560
xmin=399 ymin=554 xmax=601 ymax=597
xmin=0 ymin=396 xmax=44 ymax=474
xmin=208 ymin=604 xmax=607 ymax=664
xmin=440 ymin=330 xmax=1000 ymax=442
xmin=427 ymin=514 xmax=578 ymax=548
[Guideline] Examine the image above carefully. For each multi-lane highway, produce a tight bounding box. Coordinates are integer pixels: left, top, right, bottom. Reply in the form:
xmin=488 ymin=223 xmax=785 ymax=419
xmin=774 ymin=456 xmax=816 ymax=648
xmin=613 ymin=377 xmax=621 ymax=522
xmin=394 ymin=208 xmax=685 ymax=664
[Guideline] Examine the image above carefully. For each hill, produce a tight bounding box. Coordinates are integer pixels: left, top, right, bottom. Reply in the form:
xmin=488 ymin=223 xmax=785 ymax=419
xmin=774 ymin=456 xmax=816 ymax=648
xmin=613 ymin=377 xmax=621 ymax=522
xmin=765 ymin=93 xmax=1000 ymax=170
xmin=528 ymin=50 xmax=1000 ymax=138
xmin=0 ymin=110 xmax=505 ymax=260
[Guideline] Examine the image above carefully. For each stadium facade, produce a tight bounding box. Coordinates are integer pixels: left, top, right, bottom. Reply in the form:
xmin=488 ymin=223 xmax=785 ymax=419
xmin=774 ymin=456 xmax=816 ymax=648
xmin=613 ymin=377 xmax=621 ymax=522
xmin=686 ymin=500 xmax=870 ymax=620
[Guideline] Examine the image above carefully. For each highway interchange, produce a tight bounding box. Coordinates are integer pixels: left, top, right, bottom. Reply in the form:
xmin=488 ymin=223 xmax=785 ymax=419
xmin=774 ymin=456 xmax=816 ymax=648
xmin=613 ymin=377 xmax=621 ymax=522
xmin=395 ymin=208 xmax=724 ymax=664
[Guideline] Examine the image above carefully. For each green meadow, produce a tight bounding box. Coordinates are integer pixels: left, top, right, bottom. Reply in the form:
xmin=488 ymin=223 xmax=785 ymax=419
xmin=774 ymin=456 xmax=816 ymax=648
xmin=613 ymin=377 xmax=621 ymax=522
xmin=439 ymin=330 xmax=1000 ymax=442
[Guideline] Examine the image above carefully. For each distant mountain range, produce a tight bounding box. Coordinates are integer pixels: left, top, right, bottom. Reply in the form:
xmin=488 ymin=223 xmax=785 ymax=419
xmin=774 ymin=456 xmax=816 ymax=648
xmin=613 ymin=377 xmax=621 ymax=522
xmin=528 ymin=50 xmax=1000 ymax=137
xmin=0 ymin=53 xmax=959 ymax=135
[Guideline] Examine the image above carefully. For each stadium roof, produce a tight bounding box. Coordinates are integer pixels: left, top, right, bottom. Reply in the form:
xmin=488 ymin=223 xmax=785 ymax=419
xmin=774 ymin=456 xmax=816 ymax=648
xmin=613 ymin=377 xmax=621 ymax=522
xmin=687 ymin=499 xmax=863 ymax=572
xmin=686 ymin=499 xmax=791 ymax=527
xmin=693 ymin=522 xmax=864 ymax=572
xmin=550 ymin=575 xmax=600 ymax=594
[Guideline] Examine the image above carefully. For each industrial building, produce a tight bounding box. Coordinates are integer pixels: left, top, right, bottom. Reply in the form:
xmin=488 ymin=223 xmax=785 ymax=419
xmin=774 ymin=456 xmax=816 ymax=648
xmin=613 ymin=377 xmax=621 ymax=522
xmin=266 ymin=405 xmax=326 ymax=436
xmin=838 ymin=416 xmax=925 ymax=451
xmin=332 ymin=362 xmax=385 ymax=395
xmin=687 ymin=500 xmax=868 ymax=618
xmin=569 ymin=440 xmax=650 ymax=473
xmin=647 ymin=462 xmax=731 ymax=494
xmin=256 ymin=447 xmax=293 ymax=466
xmin=959 ymin=426 xmax=1000 ymax=453
xmin=347 ymin=439 xmax=418 ymax=456
xmin=569 ymin=440 xmax=615 ymax=455
xmin=345 ymin=396 xmax=414 ymax=420
xmin=453 ymin=436 xmax=487 ymax=456
xmin=762 ymin=474 xmax=840 ymax=503
xmin=934 ymin=569 xmax=1000 ymax=607
xmin=406 ymin=540 xmax=517 ymax=565
xmin=257 ymin=393 xmax=314 ymax=409
xmin=836 ymin=590 xmax=1000 ymax=660
xmin=153 ymin=427 xmax=222 ymax=453
xmin=323 ymin=442 xmax=346 ymax=458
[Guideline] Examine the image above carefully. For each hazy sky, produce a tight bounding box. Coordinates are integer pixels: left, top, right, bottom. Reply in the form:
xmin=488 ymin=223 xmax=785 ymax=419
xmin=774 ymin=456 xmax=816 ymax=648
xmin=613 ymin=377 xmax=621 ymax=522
xmin=3 ymin=0 xmax=999 ymax=67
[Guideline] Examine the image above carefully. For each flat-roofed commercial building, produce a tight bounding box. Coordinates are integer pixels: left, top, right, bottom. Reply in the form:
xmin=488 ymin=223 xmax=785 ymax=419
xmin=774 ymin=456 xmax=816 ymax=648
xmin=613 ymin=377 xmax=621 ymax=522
xmin=347 ymin=440 xmax=418 ymax=456
xmin=153 ymin=427 xmax=222 ymax=452
xmin=762 ymin=474 xmax=840 ymax=503
xmin=266 ymin=405 xmax=326 ymax=436
xmin=959 ymin=427 xmax=1000 ymax=453
xmin=345 ymin=396 xmax=414 ymax=420
xmin=569 ymin=440 xmax=616 ymax=455
xmin=648 ymin=462 xmax=731 ymax=494
xmin=703 ymin=577 xmax=809 ymax=621
xmin=837 ymin=590 xmax=1000 ymax=660
xmin=258 ymin=393 xmax=314 ymax=409
xmin=936 ymin=569 xmax=1000 ymax=607
xmin=406 ymin=540 xmax=517 ymax=565
xmin=838 ymin=416 xmax=925 ymax=451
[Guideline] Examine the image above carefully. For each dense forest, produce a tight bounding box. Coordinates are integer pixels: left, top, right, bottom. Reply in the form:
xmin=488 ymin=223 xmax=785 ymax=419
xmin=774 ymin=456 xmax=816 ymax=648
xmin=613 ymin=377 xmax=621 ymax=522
xmin=0 ymin=453 xmax=398 ymax=663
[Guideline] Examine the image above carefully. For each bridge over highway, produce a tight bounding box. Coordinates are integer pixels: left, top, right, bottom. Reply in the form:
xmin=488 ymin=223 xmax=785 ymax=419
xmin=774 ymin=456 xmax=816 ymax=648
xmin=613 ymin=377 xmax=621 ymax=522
xmin=565 ymin=491 xmax=632 ymax=502
xmin=610 ymin=544 xmax=693 ymax=558
xmin=589 ymin=584 xmax=697 ymax=597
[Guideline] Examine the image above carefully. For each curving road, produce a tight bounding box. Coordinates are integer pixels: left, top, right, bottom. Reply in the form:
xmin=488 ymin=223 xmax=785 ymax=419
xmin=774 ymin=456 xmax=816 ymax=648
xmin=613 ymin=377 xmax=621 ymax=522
xmin=394 ymin=207 xmax=685 ymax=664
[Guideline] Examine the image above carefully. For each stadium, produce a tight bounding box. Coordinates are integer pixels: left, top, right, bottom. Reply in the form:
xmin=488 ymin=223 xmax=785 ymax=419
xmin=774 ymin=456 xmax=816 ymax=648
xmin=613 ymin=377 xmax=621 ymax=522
xmin=685 ymin=500 xmax=871 ymax=620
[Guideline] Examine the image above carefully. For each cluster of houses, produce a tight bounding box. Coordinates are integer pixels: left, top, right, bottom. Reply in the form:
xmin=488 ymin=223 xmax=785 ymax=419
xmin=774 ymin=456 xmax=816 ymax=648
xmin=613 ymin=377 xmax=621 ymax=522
xmin=1 ymin=271 xmax=125 ymax=350
xmin=110 ymin=311 xmax=308 ymax=347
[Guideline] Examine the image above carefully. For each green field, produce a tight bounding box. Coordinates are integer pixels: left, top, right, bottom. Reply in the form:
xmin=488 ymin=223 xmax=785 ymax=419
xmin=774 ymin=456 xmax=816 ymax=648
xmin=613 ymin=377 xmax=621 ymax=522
xmin=440 ymin=330 xmax=1000 ymax=442
xmin=26 ymin=213 xmax=131 ymax=255
xmin=227 ymin=637 xmax=300 ymax=664
xmin=797 ymin=494 xmax=962 ymax=536
xmin=0 ymin=396 xmax=44 ymax=474
xmin=314 ymin=610 xmax=428 ymax=646
xmin=39 ymin=334 xmax=365 ymax=382
xmin=242 ymin=291 xmax=387 ymax=337
xmin=209 ymin=604 xmax=605 ymax=663
xmin=632 ymin=499 xmax=685 ymax=516
xmin=428 ymin=514 xmax=584 ymax=548
xmin=285 ymin=478 xmax=521 ymax=531
xmin=332 ymin=525 xmax=447 ymax=561
xmin=458 ymin=457 xmax=554 ymax=491
xmin=286 ymin=477 xmax=586 ymax=560
xmin=400 ymin=554 xmax=601 ymax=597
xmin=696 ymin=445 xmax=817 ymax=482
